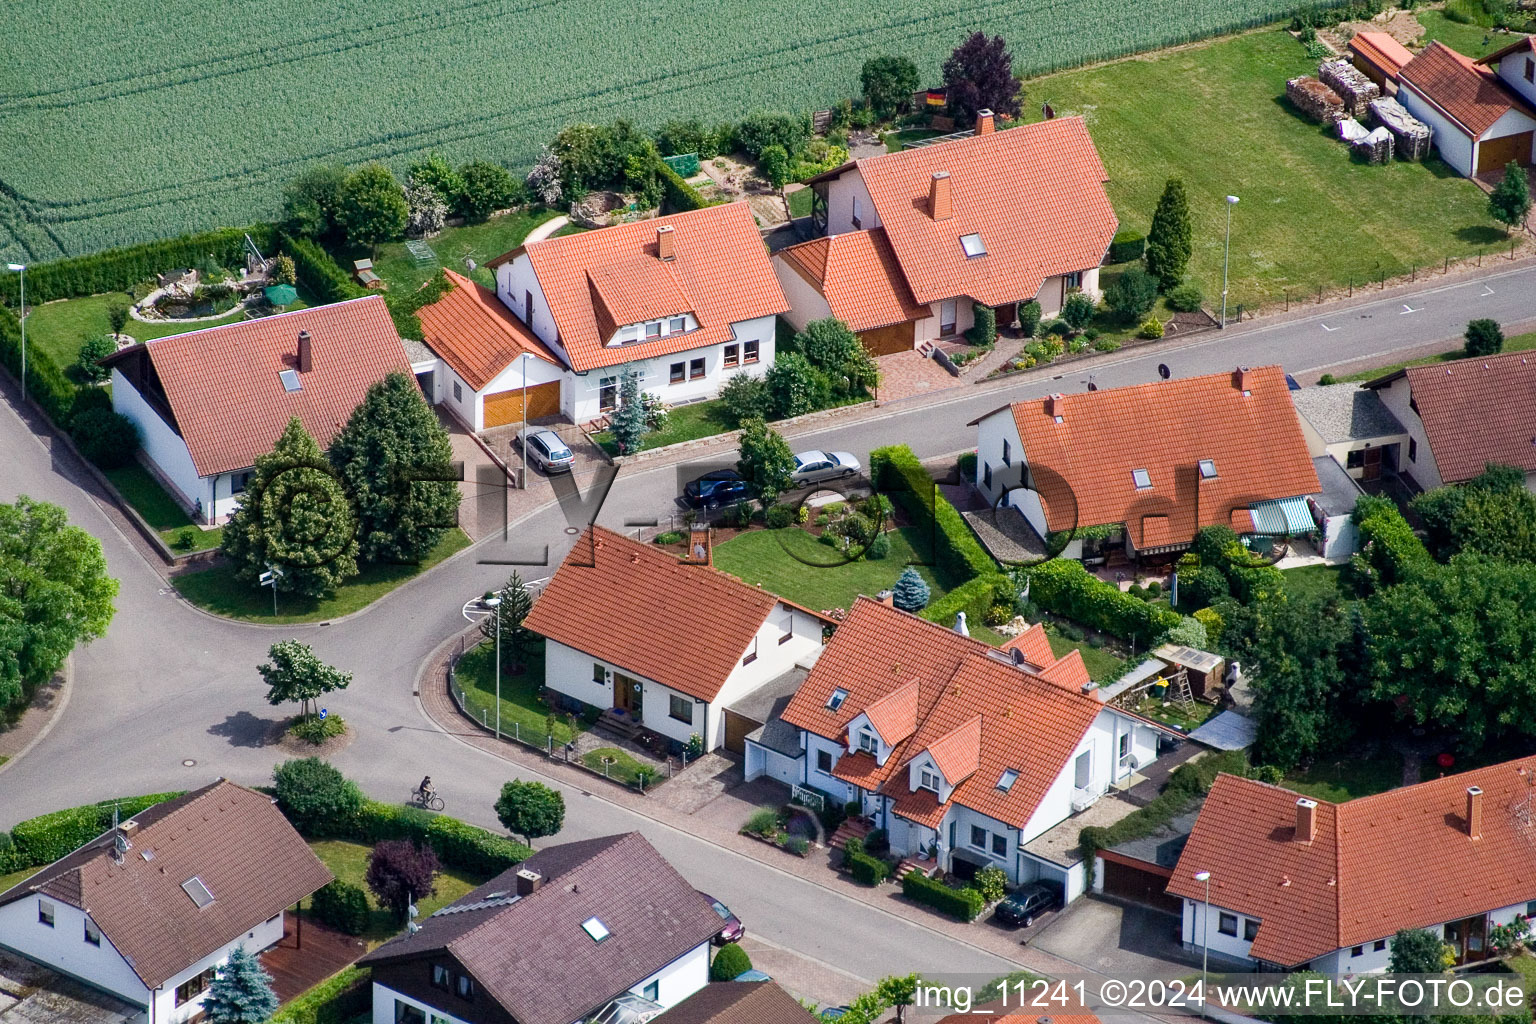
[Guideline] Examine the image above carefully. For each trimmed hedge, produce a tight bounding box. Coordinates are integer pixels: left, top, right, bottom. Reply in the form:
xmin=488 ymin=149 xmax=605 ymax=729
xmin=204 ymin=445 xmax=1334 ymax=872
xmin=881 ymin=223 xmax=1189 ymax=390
xmin=922 ymin=573 xmax=1010 ymax=632
xmin=902 ymin=871 xmax=984 ymax=921
xmin=281 ymin=233 xmax=366 ymax=305
xmin=0 ymin=308 xmax=87 ymax=429
xmin=347 ymin=799 xmax=532 ymax=874
xmin=8 ymin=792 xmax=185 ymax=869
xmin=1106 ymin=229 xmax=1146 ymax=265
xmin=842 ymin=838 xmax=891 ymax=886
xmin=310 ymin=880 xmax=370 ymax=935
xmin=710 ymin=942 xmax=753 ymax=981
xmin=270 ymin=966 xmax=370 ymax=1024
xmin=658 ymin=160 xmax=713 ymax=213
xmin=870 ymin=444 xmax=996 ymax=582
xmin=0 ymin=226 xmax=277 ymax=307
xmin=1022 ymin=560 xmax=1181 ymax=647
xmin=1351 ymin=494 xmax=1430 ymax=590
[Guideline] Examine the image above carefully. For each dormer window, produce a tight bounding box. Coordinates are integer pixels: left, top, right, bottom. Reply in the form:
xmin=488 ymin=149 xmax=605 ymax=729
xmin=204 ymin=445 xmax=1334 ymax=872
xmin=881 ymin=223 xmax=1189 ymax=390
xmin=1132 ymin=468 xmax=1152 ymax=490
xmin=997 ymin=768 xmax=1019 ymax=791
xmin=646 ymin=322 xmax=662 ymax=340
xmin=827 ymin=688 xmax=849 ymax=711
xmin=857 ymin=728 xmax=878 ymax=754
xmin=670 ymin=316 xmax=686 ymax=333
xmin=1199 ymin=459 xmax=1218 ymax=480
xmin=919 ymin=766 xmax=941 ymax=793
xmin=960 ymin=233 xmax=986 ymax=258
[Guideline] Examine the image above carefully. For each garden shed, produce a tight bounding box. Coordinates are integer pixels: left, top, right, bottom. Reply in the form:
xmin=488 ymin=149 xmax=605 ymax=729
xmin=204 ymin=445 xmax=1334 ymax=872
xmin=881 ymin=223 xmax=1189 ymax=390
xmin=1287 ymin=76 xmax=1345 ymax=124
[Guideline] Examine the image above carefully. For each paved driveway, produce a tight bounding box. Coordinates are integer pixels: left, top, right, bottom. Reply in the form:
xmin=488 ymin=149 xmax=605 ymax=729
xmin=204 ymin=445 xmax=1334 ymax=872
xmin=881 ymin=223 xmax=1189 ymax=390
xmin=1033 ymin=896 xmax=1194 ymax=978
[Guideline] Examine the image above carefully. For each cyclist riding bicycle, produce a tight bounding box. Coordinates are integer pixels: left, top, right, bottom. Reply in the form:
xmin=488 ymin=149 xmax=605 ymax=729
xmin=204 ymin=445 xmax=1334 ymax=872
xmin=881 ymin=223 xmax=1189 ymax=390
xmin=417 ymin=776 xmax=434 ymax=801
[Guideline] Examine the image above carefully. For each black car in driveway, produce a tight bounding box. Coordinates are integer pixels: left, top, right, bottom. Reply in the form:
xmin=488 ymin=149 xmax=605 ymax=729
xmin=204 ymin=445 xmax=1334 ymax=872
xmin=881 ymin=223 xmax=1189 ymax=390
xmin=683 ymin=469 xmax=755 ymax=509
xmin=993 ymin=881 xmax=1064 ymax=928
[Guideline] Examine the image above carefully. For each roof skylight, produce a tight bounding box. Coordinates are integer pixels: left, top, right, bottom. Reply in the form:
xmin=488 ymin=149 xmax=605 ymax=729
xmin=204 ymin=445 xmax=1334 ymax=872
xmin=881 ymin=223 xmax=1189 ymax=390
xmin=997 ymin=769 xmax=1020 ymax=791
xmin=960 ymin=233 xmax=986 ymax=258
xmin=1132 ymin=468 xmax=1152 ymax=490
xmin=278 ymin=369 xmax=302 ymax=392
xmin=1199 ymin=459 xmax=1218 ymax=480
xmin=582 ymin=916 xmax=610 ymax=943
xmin=181 ymin=877 xmax=214 ymax=909
xmin=827 ymin=688 xmax=850 ymax=711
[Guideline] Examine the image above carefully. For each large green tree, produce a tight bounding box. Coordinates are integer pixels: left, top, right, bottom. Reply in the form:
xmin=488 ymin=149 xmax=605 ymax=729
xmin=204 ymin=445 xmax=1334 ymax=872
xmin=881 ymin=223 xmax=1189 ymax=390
xmin=407 ymin=151 xmax=466 ymax=213
xmin=0 ymin=496 xmax=119 ymax=710
xmin=793 ymin=318 xmax=878 ymax=398
xmin=736 ymin=418 xmax=796 ymax=506
xmin=860 ymin=56 xmax=920 ymax=119
xmin=221 ymin=418 xmax=359 ymax=598
xmin=1463 ymin=317 xmax=1504 ymax=357
xmin=201 ymin=945 xmax=279 ymax=1024
xmin=1389 ymin=928 xmax=1448 ymax=973
xmin=282 ymin=164 xmax=348 ymax=240
xmin=338 ymin=164 xmax=409 ymax=248
xmin=1366 ymin=556 xmax=1536 ymax=752
xmin=494 ymin=780 xmax=565 ymax=845
xmin=329 ymin=372 xmax=458 ymax=564
xmin=480 ymin=572 xmax=538 ymax=672
xmin=258 ymin=639 xmax=352 ymax=722
xmin=1412 ymin=465 xmax=1536 ymax=563
xmin=457 ymin=160 xmax=520 ymax=221
xmin=1144 ymin=178 xmax=1193 ymax=290
xmin=1489 ymin=161 xmax=1531 ymax=235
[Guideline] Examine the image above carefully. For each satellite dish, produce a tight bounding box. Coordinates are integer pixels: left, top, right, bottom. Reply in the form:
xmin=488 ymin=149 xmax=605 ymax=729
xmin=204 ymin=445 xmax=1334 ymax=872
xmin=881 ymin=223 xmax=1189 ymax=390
xmin=1158 ymin=363 xmax=1171 ymax=380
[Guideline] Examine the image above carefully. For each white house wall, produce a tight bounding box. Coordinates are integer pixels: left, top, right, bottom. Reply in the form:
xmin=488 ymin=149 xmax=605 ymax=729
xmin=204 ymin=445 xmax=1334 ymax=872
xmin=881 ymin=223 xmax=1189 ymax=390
xmin=153 ymin=912 xmax=285 ymax=1023
xmin=494 ymin=255 xmax=564 ymax=358
xmin=771 ymin=258 xmax=835 ymax=332
xmin=1398 ymin=84 xmax=1474 ymax=175
xmin=438 ymin=363 xmax=482 ymax=431
xmin=1181 ymin=898 xmax=1266 ymax=965
xmin=0 ymin=896 xmax=151 ymax=1009
xmin=707 ymin=604 xmax=823 ymax=749
xmin=1372 ymin=377 xmax=1445 ymax=487
xmin=825 ymin=172 xmax=880 ymax=235
xmin=744 ymin=741 xmax=802 ymax=786
xmin=913 ymin=299 xmax=976 ymax=345
xmin=1496 ymin=52 xmax=1536 ymax=107
xmin=803 ymin=732 xmax=854 ymax=800
xmin=371 ymin=983 xmax=470 ymax=1024
xmin=627 ymin=940 xmax=709 ymax=1010
xmin=1480 ymin=107 xmax=1536 ymax=145
xmin=974 ymin=410 xmax=1026 ymax=507
xmin=111 ymin=368 xmax=203 ymax=515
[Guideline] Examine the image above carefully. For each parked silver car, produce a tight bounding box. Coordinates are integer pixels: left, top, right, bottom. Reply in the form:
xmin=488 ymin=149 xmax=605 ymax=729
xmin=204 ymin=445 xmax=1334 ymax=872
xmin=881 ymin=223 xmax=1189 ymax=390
xmin=516 ymin=428 xmax=575 ymax=473
xmin=790 ymin=449 xmax=861 ymax=486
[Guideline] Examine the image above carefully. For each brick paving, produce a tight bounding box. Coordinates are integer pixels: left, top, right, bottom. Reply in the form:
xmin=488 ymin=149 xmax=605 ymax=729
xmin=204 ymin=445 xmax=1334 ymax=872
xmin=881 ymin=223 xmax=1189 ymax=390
xmin=875 ymin=350 xmax=960 ymax=402
xmin=0 ymin=672 xmax=67 ymax=770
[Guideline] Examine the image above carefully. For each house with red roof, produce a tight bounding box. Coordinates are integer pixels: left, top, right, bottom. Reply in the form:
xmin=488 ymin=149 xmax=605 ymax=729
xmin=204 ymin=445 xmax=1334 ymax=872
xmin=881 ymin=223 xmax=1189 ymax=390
xmin=968 ymin=366 xmax=1321 ymax=561
xmin=757 ymin=597 xmax=1169 ymax=897
xmin=1396 ymin=40 xmax=1536 ymax=176
xmin=104 ymin=296 xmax=413 ymax=524
xmin=411 ymin=203 xmax=787 ymax=431
xmin=1167 ymin=759 xmax=1536 ymax=971
xmin=1479 ymin=35 xmax=1536 ymax=110
xmin=771 ymin=112 xmax=1118 ymax=356
xmin=523 ymin=528 xmax=828 ymax=754
xmin=1347 ymin=31 xmax=1414 ymax=90
xmin=1362 ymin=349 xmax=1536 ymax=492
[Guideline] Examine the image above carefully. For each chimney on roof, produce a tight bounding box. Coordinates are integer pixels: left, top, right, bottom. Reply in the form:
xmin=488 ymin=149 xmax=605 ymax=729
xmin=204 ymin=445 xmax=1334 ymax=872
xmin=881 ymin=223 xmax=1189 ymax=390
xmin=953 ymin=610 xmax=969 ymax=636
xmin=1234 ymin=366 xmax=1252 ymax=393
xmin=1045 ymin=393 xmax=1064 ymax=418
xmin=929 ymin=172 xmax=953 ymax=221
xmin=877 ymin=589 xmax=894 ymax=607
xmin=657 ymin=224 xmax=676 ymax=262
xmin=1467 ymin=786 xmax=1483 ymax=839
xmin=297 ymin=330 xmax=313 ymax=373
xmin=976 ymin=109 xmax=995 ymax=135
xmin=1296 ymin=797 xmax=1318 ymax=843
xmin=515 ymin=868 xmax=543 ymax=896
xmin=682 ymin=525 xmax=712 ymax=566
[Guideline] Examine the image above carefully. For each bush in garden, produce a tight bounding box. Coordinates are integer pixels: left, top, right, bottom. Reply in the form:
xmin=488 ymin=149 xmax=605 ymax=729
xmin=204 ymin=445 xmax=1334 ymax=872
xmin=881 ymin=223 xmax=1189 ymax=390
xmin=1018 ymin=300 xmax=1042 ymax=338
xmin=861 ymin=55 xmax=921 ymax=119
xmin=866 ymin=531 xmax=891 ymax=559
xmin=737 ymin=419 xmax=796 ymax=505
xmin=404 ymin=182 xmax=448 ymax=238
xmin=1179 ymin=565 xmax=1229 ymax=608
xmin=338 ymin=164 xmax=409 ymax=247
xmin=458 ymin=160 xmax=520 ymax=220
xmin=1139 ymin=315 xmax=1164 ymax=339
xmin=756 ymin=145 xmax=791 ymax=188
xmin=718 ymin=373 xmax=772 ymax=427
xmin=1145 ymin=178 xmax=1193 ymax=290
xmin=1107 ymin=229 xmax=1146 ymax=264
xmin=365 ymin=840 xmax=439 ymax=920
xmin=966 ymin=303 xmax=997 ymax=345
xmin=766 ymin=351 xmax=830 ymax=419
xmin=1021 ymin=560 xmax=1181 ymax=647
xmin=973 ymin=865 xmax=1008 ymax=903
xmin=903 ymin=871 xmax=985 ymax=921
xmin=1165 ymin=615 xmax=1208 ymax=649
xmin=736 ymin=111 xmax=810 ymax=158
xmin=795 ymin=318 xmax=877 ymax=397
xmin=1194 ymin=606 xmax=1224 ymax=645
xmin=1104 ymin=266 xmax=1158 ymax=320
xmin=495 ymin=780 xmax=566 ymax=844
xmin=310 ymin=880 xmax=370 ymax=935
xmin=1165 ymin=281 xmax=1204 ymax=313
xmin=1464 ymin=318 xmax=1504 ymax=357
xmin=1060 ymin=292 xmax=1096 ymax=331
xmin=408 ymin=152 xmax=466 ymax=212
xmin=655 ymin=118 xmax=708 ymax=157
xmin=273 ymin=758 xmax=364 ymax=837
xmin=1094 ymin=338 xmax=1120 ymax=352
xmin=710 ymin=942 xmax=753 ymax=981
xmin=269 ymin=255 xmax=297 ymax=286
xmin=892 ymin=566 xmax=931 ymax=612
xmin=765 ymin=504 xmax=796 ymax=529
xmin=70 ymin=407 xmax=139 ymax=468
xmin=76 ymin=334 xmax=118 ymax=383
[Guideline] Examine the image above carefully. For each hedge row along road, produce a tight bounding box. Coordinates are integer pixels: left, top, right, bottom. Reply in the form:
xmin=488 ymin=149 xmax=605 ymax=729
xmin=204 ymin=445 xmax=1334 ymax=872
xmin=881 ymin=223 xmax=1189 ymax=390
xmin=4 ymin=0 xmax=1333 ymax=261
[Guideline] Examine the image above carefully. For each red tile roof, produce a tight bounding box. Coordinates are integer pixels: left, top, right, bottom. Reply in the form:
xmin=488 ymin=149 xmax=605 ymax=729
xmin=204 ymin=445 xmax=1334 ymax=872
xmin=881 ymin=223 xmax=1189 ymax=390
xmin=0 ymin=781 xmax=331 ymax=989
xmin=1368 ymin=351 xmax=1536 ymax=483
xmin=523 ymin=527 xmax=783 ymax=702
xmin=783 ymin=599 xmax=1106 ymax=829
xmin=847 ymin=118 xmax=1118 ymax=307
xmin=1477 ymin=34 xmax=1536 ymax=67
xmin=489 ymin=204 xmax=787 ymax=372
xmin=775 ymin=229 xmax=930 ymax=332
xmin=1000 ymin=623 xmax=1056 ymax=669
xmin=862 ymin=679 xmax=920 ymax=745
xmin=109 ymin=297 xmax=410 ymax=478
xmin=416 ymin=270 xmax=560 ymax=391
xmin=979 ymin=366 xmax=1320 ymax=550
xmin=1349 ymin=31 xmax=1414 ymax=79
xmin=1168 ymin=758 xmax=1536 ymax=967
xmin=1399 ymin=41 xmax=1536 ymax=136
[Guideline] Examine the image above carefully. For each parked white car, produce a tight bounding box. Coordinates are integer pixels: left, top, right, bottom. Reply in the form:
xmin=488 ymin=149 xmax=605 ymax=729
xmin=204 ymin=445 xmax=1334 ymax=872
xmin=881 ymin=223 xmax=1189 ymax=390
xmin=790 ymin=450 xmax=861 ymax=486
xmin=516 ymin=428 xmax=575 ymax=473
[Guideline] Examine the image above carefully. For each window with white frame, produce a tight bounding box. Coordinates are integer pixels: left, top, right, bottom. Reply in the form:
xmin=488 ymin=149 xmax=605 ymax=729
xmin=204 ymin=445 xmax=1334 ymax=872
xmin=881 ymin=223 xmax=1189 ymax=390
xmin=646 ymin=322 xmax=662 ymax=340
xmin=37 ymin=900 xmax=53 ymax=927
xmin=689 ymin=357 xmax=705 ymax=380
xmin=84 ymin=918 xmax=101 ymax=946
xmin=940 ymin=299 xmax=958 ymax=337
xmin=743 ymin=339 xmax=760 ymax=363
xmin=858 ymin=728 xmax=878 ymax=754
xmin=669 ymin=695 xmax=692 ymax=723
xmin=724 ymin=343 xmax=739 ymax=367
xmin=779 ymin=613 xmax=794 ymax=643
xmin=670 ymin=316 xmax=687 ymax=334
xmin=919 ymin=766 xmax=941 ymax=792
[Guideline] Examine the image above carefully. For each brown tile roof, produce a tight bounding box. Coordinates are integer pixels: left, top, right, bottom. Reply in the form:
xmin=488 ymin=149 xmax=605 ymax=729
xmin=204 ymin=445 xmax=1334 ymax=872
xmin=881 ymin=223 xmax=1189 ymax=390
xmin=107 ymin=296 xmax=411 ymax=478
xmin=783 ymin=599 xmax=1105 ymax=829
xmin=362 ymin=833 xmax=721 ymax=1024
xmin=651 ymin=981 xmax=819 ymax=1024
xmin=849 ymin=118 xmax=1118 ymax=307
xmin=415 ymin=270 xmax=561 ymax=391
xmin=1371 ymin=351 xmax=1536 ymax=483
xmin=1477 ymin=34 xmax=1536 ymax=67
xmin=1168 ymin=758 xmax=1536 ymax=967
xmin=984 ymin=366 xmax=1320 ymax=550
xmin=1349 ymin=31 xmax=1414 ymax=78
xmin=775 ymin=229 xmax=930 ymax=333
xmin=0 ymin=780 xmax=331 ymax=989
xmin=490 ymin=204 xmax=787 ymax=372
xmin=1399 ymin=41 xmax=1536 ymax=136
xmin=523 ymin=527 xmax=781 ymax=702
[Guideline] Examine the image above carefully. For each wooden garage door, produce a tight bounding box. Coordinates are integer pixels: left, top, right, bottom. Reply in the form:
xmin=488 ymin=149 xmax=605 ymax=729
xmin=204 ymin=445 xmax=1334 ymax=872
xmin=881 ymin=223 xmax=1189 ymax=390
xmin=857 ymin=320 xmax=917 ymax=356
xmin=1101 ymin=855 xmax=1183 ymax=914
xmin=483 ymin=381 xmax=560 ymax=428
xmin=723 ymin=710 xmax=760 ymax=755
xmin=1477 ymin=131 xmax=1533 ymax=174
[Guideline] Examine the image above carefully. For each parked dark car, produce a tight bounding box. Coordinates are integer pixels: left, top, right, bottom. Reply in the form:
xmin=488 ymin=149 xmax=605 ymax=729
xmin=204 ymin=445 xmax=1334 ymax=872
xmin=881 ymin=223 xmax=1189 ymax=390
xmin=993 ymin=881 xmax=1063 ymax=927
xmin=683 ymin=470 xmax=754 ymax=509
xmin=701 ymin=892 xmax=744 ymax=944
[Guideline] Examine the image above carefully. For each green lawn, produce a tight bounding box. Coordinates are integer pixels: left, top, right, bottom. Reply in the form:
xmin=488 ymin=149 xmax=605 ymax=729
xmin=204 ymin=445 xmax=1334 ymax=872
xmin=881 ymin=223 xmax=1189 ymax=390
xmin=787 ymin=186 xmax=814 ymax=219
xmin=1506 ymin=953 xmax=1536 ymax=997
xmin=1337 ymin=330 xmax=1536 ymax=382
xmin=454 ymin=639 xmax=584 ymax=747
xmin=0 ymin=866 xmax=33 ymax=892
xmin=1131 ymin=694 xmax=1218 ymax=731
xmin=1415 ymin=11 xmax=1509 ymax=60
xmin=1045 ymin=631 xmax=1127 ymax=682
xmin=884 ymin=128 xmax=945 ymax=152
xmin=1020 ymin=29 xmax=1504 ymax=310
xmin=1281 ymin=563 xmax=1346 ymax=603
xmin=336 ymin=210 xmax=561 ymax=295
xmin=103 ymin=463 xmax=222 ymax=552
xmin=173 ymin=529 xmax=470 ymax=623
xmin=714 ymin=525 xmax=950 ymax=614
xmin=594 ymin=399 xmax=736 ymax=455
xmin=583 ymin=747 xmax=651 ymax=786
xmin=305 ymin=839 xmax=487 ymax=947
xmin=1282 ymin=749 xmax=1405 ymax=801
xmin=26 ymin=289 xmax=315 ymax=379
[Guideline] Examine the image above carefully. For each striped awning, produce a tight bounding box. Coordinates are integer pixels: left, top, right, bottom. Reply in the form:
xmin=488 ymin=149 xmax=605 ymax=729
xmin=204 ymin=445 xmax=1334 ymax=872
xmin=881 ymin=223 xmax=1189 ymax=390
xmin=1245 ymin=496 xmax=1315 ymax=535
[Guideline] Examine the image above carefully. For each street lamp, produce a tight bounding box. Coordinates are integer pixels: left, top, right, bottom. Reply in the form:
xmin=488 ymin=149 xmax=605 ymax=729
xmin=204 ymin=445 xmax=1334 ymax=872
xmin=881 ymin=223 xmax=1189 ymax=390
xmin=519 ymin=352 xmax=534 ymax=489
xmin=1221 ymin=196 xmax=1239 ymax=329
xmin=6 ymin=263 xmax=24 ymax=403
xmin=1194 ymin=870 xmax=1212 ymax=1016
xmin=485 ymin=595 xmax=502 ymax=740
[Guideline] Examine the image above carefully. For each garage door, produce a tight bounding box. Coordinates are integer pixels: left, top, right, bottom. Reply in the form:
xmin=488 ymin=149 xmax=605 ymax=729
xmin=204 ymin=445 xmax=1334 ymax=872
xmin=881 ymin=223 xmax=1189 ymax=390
xmin=857 ymin=320 xmax=917 ymax=356
xmin=1477 ymin=131 xmax=1533 ymax=174
xmin=1101 ymin=855 xmax=1183 ymax=914
xmin=723 ymin=710 xmax=760 ymax=755
xmin=483 ymin=381 xmax=560 ymax=428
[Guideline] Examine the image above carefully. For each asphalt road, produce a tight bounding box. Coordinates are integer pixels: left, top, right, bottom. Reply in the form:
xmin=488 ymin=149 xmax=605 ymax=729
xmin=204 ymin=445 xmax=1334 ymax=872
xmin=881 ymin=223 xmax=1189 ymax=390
xmin=1 ymin=259 xmax=1533 ymax=992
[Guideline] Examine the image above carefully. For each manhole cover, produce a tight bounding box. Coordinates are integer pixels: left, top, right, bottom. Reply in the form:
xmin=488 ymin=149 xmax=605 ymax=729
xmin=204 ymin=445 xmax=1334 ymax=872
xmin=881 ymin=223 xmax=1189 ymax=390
xmin=564 ymin=526 xmax=580 ymax=535
xmin=182 ymin=759 xmax=196 ymax=767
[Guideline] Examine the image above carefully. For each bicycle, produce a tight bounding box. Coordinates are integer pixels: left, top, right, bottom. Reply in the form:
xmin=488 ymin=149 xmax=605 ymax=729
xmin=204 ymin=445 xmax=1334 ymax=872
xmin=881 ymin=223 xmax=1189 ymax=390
xmin=409 ymin=787 xmax=444 ymax=811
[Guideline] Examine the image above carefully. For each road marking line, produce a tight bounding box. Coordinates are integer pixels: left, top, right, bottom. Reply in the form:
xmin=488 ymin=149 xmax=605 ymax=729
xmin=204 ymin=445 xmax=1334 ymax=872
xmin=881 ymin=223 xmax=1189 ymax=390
xmin=1400 ymin=304 xmax=1422 ymax=314
xmin=1483 ymin=286 xmax=1496 ymax=296
xmin=1321 ymin=324 xmax=1339 ymax=332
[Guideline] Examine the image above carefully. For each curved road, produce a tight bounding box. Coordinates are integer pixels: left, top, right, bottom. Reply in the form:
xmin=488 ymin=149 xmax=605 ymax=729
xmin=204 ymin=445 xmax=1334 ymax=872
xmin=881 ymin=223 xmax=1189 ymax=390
xmin=1 ymin=259 xmax=1534 ymax=990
